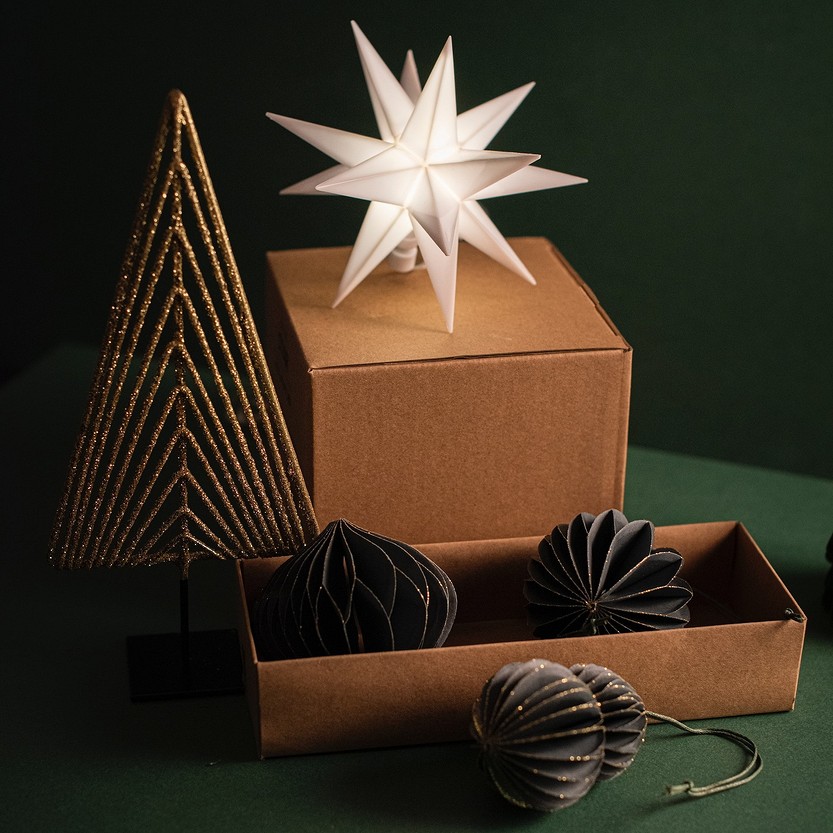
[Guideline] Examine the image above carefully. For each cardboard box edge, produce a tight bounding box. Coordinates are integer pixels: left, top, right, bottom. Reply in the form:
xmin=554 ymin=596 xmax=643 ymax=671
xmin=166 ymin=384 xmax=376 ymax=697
xmin=544 ymin=238 xmax=632 ymax=350
xmin=236 ymin=560 xmax=265 ymax=759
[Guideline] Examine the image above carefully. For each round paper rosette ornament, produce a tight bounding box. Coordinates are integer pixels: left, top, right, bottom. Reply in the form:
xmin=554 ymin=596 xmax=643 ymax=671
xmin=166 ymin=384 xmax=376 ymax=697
xmin=471 ymin=659 xmax=605 ymax=811
xmin=253 ymin=518 xmax=457 ymax=660
xmin=473 ymin=658 xmax=762 ymax=812
xmin=525 ymin=509 xmax=692 ymax=637
xmin=571 ymin=663 xmax=647 ymax=780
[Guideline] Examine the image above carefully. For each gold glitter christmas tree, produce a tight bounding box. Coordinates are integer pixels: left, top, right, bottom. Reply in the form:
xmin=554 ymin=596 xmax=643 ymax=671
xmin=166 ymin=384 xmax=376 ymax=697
xmin=50 ymin=90 xmax=318 ymax=578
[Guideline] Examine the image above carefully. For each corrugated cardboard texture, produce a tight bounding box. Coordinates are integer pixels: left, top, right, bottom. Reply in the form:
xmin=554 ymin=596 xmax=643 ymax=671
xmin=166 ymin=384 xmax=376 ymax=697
xmin=266 ymin=238 xmax=625 ymax=364
xmin=237 ymin=521 xmax=805 ymax=758
xmin=265 ymin=238 xmax=632 ymax=542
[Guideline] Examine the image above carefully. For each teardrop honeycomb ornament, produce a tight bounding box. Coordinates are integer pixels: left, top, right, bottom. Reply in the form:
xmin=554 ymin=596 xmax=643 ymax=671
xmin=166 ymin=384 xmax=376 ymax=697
xmin=253 ymin=518 xmax=457 ymax=659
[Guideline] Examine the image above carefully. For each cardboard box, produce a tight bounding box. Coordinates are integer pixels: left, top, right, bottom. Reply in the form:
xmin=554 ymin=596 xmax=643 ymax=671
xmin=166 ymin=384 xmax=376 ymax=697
xmin=237 ymin=521 xmax=806 ymax=758
xmin=265 ymin=237 xmax=632 ymax=544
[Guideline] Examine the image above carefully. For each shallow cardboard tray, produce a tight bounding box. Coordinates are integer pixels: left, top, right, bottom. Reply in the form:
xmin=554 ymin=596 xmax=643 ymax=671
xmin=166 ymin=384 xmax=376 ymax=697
xmin=236 ymin=521 xmax=805 ymax=758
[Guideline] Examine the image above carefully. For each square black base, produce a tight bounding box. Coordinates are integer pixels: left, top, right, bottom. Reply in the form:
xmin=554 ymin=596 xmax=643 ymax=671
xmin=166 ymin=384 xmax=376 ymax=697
xmin=126 ymin=629 xmax=244 ymax=702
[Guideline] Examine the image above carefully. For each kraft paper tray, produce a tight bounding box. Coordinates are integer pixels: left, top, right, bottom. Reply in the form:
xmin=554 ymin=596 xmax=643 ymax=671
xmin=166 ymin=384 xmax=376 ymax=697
xmin=236 ymin=521 xmax=805 ymax=758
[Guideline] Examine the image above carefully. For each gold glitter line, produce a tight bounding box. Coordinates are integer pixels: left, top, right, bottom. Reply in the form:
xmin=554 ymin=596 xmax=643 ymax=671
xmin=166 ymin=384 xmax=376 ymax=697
xmin=177 ymin=165 xmax=308 ymax=545
xmin=50 ymin=105 xmax=179 ymax=565
xmin=175 ymin=277 xmax=285 ymax=542
xmin=65 ymin=225 xmax=181 ymax=564
xmin=83 ymin=291 xmax=183 ymax=563
xmin=176 ymin=327 xmax=284 ymax=541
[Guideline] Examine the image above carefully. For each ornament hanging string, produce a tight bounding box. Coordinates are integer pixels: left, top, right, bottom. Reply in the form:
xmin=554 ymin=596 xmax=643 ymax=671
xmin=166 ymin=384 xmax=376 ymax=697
xmin=646 ymin=711 xmax=763 ymax=798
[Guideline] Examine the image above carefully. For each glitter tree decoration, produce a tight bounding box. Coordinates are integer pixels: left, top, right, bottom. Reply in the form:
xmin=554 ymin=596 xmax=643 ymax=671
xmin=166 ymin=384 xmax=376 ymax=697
xmin=50 ymin=90 xmax=318 ymax=698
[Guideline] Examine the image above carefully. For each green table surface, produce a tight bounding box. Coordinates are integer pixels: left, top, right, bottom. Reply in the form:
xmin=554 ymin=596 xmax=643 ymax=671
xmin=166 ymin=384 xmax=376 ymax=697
xmin=1 ymin=345 xmax=831 ymax=833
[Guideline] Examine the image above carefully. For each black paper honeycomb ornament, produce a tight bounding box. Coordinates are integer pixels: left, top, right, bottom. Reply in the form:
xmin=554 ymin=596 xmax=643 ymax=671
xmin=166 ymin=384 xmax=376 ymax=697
xmin=571 ymin=663 xmax=646 ymax=780
xmin=471 ymin=658 xmax=605 ymax=811
xmin=525 ymin=509 xmax=692 ymax=637
xmin=473 ymin=658 xmax=761 ymax=812
xmin=253 ymin=518 xmax=457 ymax=660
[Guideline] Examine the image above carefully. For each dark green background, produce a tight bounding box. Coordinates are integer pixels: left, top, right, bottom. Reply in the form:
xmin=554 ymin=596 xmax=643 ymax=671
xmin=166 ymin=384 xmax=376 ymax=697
xmin=8 ymin=1 xmax=833 ymax=477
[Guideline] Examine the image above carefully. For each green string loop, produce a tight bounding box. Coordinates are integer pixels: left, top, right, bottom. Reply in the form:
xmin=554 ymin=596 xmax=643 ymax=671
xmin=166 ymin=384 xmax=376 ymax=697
xmin=646 ymin=711 xmax=763 ymax=798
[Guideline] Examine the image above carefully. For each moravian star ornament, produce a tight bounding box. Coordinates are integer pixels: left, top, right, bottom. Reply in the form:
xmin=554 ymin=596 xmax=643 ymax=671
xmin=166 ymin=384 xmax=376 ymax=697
xmin=268 ymin=21 xmax=586 ymax=332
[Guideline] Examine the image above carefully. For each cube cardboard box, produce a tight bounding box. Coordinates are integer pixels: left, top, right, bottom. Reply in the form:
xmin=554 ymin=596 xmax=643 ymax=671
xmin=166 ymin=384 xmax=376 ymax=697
xmin=237 ymin=521 xmax=805 ymax=758
xmin=265 ymin=237 xmax=631 ymax=544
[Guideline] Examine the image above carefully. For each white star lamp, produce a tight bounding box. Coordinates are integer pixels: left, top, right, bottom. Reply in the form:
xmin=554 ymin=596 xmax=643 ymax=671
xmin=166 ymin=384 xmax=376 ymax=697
xmin=269 ymin=21 xmax=586 ymax=332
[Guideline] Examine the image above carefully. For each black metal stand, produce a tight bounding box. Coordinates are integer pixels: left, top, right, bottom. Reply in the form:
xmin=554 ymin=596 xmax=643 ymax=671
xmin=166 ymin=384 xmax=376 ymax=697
xmin=126 ymin=578 xmax=243 ymax=702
